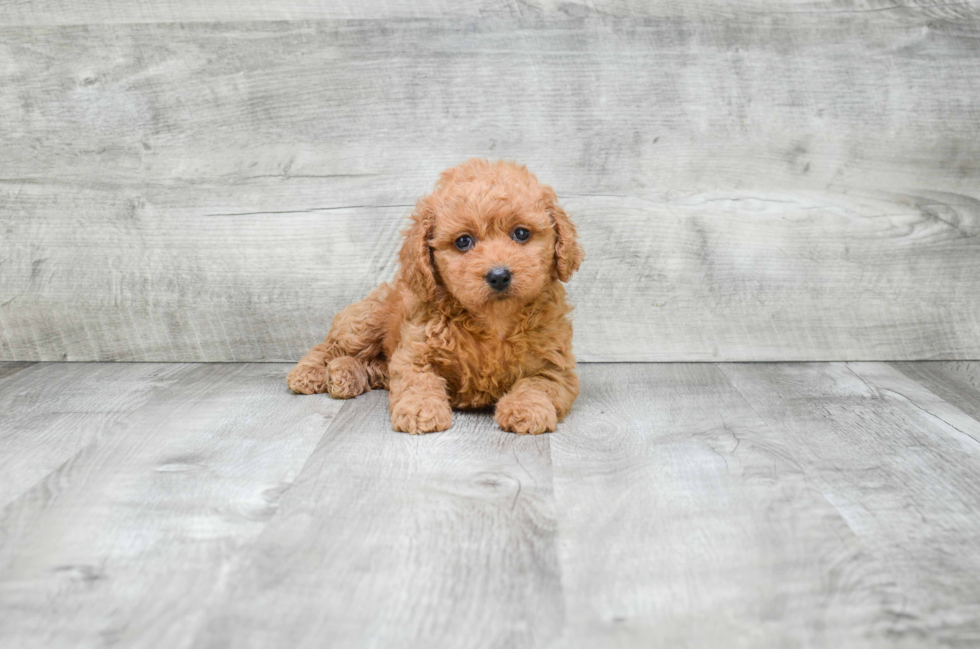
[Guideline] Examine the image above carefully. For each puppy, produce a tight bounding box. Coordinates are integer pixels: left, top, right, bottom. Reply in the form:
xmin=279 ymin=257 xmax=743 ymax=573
xmin=287 ymin=158 xmax=584 ymax=434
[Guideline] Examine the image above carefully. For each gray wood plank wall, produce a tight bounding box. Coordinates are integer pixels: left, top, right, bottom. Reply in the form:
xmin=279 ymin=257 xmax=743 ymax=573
xmin=1 ymin=1 xmax=978 ymax=362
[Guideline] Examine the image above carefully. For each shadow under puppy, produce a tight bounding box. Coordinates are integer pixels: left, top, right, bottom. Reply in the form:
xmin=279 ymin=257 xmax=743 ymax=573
xmin=288 ymin=158 xmax=584 ymax=434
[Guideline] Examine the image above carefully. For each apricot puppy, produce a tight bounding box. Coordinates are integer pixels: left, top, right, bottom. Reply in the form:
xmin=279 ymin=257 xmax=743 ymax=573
xmin=287 ymin=158 xmax=584 ymax=434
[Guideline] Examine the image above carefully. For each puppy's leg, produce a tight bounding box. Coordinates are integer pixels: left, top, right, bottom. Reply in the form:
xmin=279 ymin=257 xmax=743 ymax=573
xmin=323 ymin=355 xmax=388 ymax=398
xmin=323 ymin=356 xmax=370 ymax=399
xmin=287 ymin=284 xmax=390 ymax=395
xmin=387 ymin=345 xmax=452 ymax=434
xmin=495 ymin=368 xmax=579 ymax=435
xmin=365 ymin=357 xmax=389 ymax=390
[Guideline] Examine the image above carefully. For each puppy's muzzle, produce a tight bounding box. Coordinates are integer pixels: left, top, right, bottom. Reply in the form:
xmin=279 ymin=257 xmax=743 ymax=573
xmin=485 ymin=267 xmax=512 ymax=292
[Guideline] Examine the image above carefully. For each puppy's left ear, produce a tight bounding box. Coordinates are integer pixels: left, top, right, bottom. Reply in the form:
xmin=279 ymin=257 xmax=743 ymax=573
xmin=543 ymin=186 xmax=584 ymax=282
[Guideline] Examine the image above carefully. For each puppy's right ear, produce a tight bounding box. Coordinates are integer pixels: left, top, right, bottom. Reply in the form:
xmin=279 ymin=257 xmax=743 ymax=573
xmin=399 ymin=197 xmax=437 ymax=301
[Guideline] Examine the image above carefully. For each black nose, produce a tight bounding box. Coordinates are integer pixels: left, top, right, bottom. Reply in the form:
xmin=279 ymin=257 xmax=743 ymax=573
xmin=485 ymin=267 xmax=512 ymax=291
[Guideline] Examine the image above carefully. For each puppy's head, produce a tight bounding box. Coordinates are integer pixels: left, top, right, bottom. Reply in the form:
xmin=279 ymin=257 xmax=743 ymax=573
xmin=400 ymin=159 xmax=583 ymax=314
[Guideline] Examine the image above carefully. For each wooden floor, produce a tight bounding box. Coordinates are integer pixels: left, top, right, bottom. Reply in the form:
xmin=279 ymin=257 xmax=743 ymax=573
xmin=1 ymin=361 xmax=979 ymax=648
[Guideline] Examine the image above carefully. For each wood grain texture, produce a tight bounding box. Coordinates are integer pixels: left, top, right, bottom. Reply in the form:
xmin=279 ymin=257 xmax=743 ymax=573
xmin=1 ymin=7 xmax=980 ymax=361
xmin=0 ymin=0 xmax=487 ymax=24
xmin=2 ymin=0 xmax=976 ymax=25
xmin=0 ymin=363 xmax=341 ymax=649
xmin=549 ymin=363 xmax=902 ymax=648
xmin=3 ymin=185 xmax=979 ymax=362
xmin=720 ymin=362 xmax=980 ymax=645
xmin=194 ymin=389 xmax=561 ymax=649
xmin=0 ymin=362 xmax=191 ymax=508
xmin=890 ymin=361 xmax=980 ymax=422
xmin=2 ymin=362 xmax=980 ymax=646
xmin=0 ymin=362 xmax=34 ymax=381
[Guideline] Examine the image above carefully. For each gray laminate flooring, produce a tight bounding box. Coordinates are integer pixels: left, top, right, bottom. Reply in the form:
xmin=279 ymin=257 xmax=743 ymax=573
xmin=1 ymin=362 xmax=979 ymax=648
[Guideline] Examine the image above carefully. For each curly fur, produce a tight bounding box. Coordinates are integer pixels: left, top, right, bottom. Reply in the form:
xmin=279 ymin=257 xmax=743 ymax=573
xmin=287 ymin=159 xmax=584 ymax=434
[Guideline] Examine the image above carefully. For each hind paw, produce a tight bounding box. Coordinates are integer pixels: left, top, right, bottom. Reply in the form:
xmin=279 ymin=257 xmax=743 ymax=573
xmin=327 ymin=356 xmax=371 ymax=399
xmin=287 ymin=363 xmax=328 ymax=394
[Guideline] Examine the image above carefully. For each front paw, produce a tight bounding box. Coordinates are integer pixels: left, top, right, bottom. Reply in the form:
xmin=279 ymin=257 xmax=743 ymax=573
xmin=287 ymin=363 xmax=328 ymax=394
xmin=495 ymin=391 xmax=557 ymax=435
xmin=390 ymin=396 xmax=453 ymax=434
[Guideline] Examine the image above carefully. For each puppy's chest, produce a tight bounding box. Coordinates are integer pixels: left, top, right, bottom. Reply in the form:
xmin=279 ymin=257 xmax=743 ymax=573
xmin=430 ymin=330 xmax=537 ymax=407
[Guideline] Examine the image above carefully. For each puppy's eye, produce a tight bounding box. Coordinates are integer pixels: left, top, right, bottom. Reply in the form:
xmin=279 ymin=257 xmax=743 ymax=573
xmin=454 ymin=235 xmax=474 ymax=251
xmin=512 ymin=227 xmax=530 ymax=242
